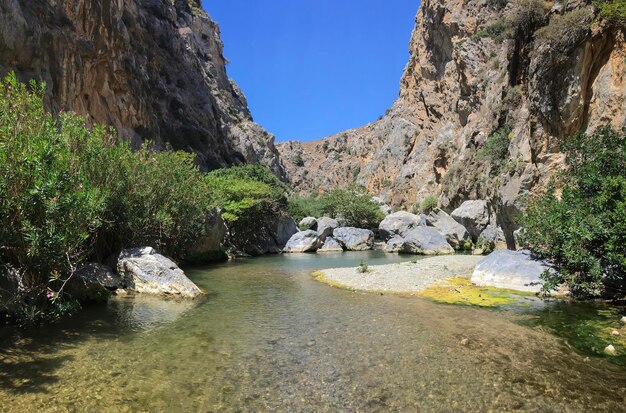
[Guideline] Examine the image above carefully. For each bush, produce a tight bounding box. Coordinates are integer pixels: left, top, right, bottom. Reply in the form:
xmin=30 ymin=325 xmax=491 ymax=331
xmin=288 ymin=184 xmax=385 ymax=230
xmin=205 ymin=164 xmax=288 ymax=247
xmin=477 ymin=126 xmax=511 ymax=167
xmin=533 ymin=8 xmax=594 ymax=57
xmin=507 ymin=0 xmax=547 ymax=38
xmin=319 ymin=185 xmax=385 ymax=230
xmin=520 ymin=126 xmax=626 ymax=297
xmin=418 ymin=195 xmax=439 ymax=214
xmin=595 ymin=0 xmax=626 ymax=23
xmin=471 ymin=20 xmax=508 ymax=43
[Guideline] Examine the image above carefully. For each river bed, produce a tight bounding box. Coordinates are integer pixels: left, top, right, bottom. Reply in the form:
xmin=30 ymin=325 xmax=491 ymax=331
xmin=0 ymin=251 xmax=625 ymax=412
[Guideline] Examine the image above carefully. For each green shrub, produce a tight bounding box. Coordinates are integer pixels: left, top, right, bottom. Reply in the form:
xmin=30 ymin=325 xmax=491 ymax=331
xmin=357 ymin=260 xmax=369 ymax=274
xmin=205 ymin=164 xmax=288 ymax=246
xmin=520 ymin=126 xmax=626 ymax=297
xmin=534 ymin=8 xmax=594 ymax=58
xmin=477 ymin=126 xmax=511 ymax=166
xmin=319 ymin=184 xmax=385 ymax=230
xmin=288 ymin=195 xmax=326 ymax=224
xmin=471 ymin=20 xmax=508 ymax=43
xmin=595 ymin=0 xmax=626 ymax=22
xmin=507 ymin=0 xmax=547 ymax=38
xmin=293 ymin=153 xmax=304 ymax=167
xmin=418 ymin=195 xmax=439 ymax=214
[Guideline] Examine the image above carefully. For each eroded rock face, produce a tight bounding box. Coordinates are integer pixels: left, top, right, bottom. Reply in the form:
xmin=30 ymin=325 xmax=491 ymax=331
xmin=333 ymin=228 xmax=374 ymax=251
xmin=379 ymin=211 xmax=426 ymax=241
xmin=0 ymin=0 xmax=285 ymax=176
xmin=277 ymin=0 xmax=625 ymax=239
xmin=318 ymin=237 xmax=344 ymax=252
xmin=471 ymin=250 xmax=553 ymax=293
xmin=398 ymin=227 xmax=455 ymax=255
xmin=117 ymin=248 xmax=203 ymax=298
xmin=283 ymin=230 xmax=322 ymax=253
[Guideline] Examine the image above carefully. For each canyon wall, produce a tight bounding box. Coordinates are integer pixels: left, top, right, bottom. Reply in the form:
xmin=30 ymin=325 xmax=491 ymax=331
xmin=0 ymin=0 xmax=285 ymax=176
xmin=278 ymin=0 xmax=625 ymax=245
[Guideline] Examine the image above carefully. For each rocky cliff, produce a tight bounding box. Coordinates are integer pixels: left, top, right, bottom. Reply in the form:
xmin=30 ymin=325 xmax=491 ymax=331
xmin=277 ymin=0 xmax=625 ymax=246
xmin=0 ymin=0 xmax=285 ymax=176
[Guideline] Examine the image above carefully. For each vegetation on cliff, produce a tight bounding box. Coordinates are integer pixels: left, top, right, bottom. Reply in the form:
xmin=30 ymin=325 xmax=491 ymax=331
xmin=0 ymin=74 xmax=287 ymax=324
xmin=521 ymin=126 xmax=626 ymax=297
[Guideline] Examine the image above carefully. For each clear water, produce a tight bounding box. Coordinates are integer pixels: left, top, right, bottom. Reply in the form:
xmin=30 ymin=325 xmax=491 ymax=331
xmin=1 ymin=251 xmax=625 ymax=412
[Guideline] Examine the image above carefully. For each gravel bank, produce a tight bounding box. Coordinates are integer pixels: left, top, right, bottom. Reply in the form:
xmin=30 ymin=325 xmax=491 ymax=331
xmin=313 ymin=255 xmax=484 ymax=294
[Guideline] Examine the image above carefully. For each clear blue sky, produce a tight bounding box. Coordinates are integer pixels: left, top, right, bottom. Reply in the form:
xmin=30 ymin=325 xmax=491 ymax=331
xmin=203 ymin=0 xmax=419 ymax=142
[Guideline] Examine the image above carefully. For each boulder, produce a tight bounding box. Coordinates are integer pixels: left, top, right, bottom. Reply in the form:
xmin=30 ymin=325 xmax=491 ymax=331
xmin=477 ymin=224 xmax=507 ymax=252
xmin=333 ymin=227 xmax=374 ymax=251
xmin=283 ymin=230 xmax=322 ymax=253
xmin=426 ymin=208 xmax=471 ymax=249
xmin=67 ymin=263 xmax=121 ymax=302
xmin=235 ymin=214 xmax=298 ymax=255
xmin=451 ymin=200 xmax=490 ymax=241
xmin=316 ymin=217 xmax=339 ymax=241
xmin=299 ymin=216 xmax=318 ymax=231
xmin=186 ymin=208 xmax=228 ymax=263
xmin=471 ymin=250 xmax=554 ymax=293
xmin=117 ymin=248 xmax=203 ymax=298
xmin=378 ymin=211 xmax=426 ymax=241
xmin=318 ymin=237 xmax=344 ymax=252
xmin=372 ymin=196 xmax=392 ymax=216
xmin=383 ymin=236 xmax=405 ymax=253
xmin=398 ymin=227 xmax=455 ymax=255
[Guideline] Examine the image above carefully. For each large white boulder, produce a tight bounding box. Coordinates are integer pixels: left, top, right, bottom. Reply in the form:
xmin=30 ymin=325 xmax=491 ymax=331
xmin=283 ymin=230 xmax=322 ymax=253
xmin=318 ymin=237 xmax=344 ymax=252
xmin=333 ymin=227 xmax=374 ymax=251
xmin=471 ymin=250 xmax=553 ymax=293
xmin=117 ymin=248 xmax=203 ymax=298
xmin=299 ymin=217 xmax=317 ymax=230
xmin=378 ymin=211 xmax=426 ymax=241
xmin=316 ymin=217 xmax=339 ymax=241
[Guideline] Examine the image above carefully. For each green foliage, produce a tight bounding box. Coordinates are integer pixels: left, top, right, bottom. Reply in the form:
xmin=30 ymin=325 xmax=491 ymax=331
xmin=319 ymin=185 xmax=386 ymax=230
xmin=471 ymin=20 xmax=508 ymax=43
xmin=418 ymin=195 xmax=439 ymax=214
xmin=534 ymin=8 xmax=594 ymax=58
xmin=293 ymin=153 xmax=304 ymax=167
xmin=288 ymin=184 xmax=385 ymax=230
xmin=352 ymin=165 xmax=361 ymax=181
xmin=487 ymin=0 xmax=509 ymax=9
xmin=595 ymin=0 xmax=626 ymax=23
xmin=520 ymin=127 xmax=626 ymax=297
xmin=507 ymin=0 xmax=547 ymax=38
xmin=205 ymin=164 xmax=288 ymax=244
xmin=477 ymin=126 xmax=511 ymax=167
xmin=357 ymin=260 xmax=369 ymax=274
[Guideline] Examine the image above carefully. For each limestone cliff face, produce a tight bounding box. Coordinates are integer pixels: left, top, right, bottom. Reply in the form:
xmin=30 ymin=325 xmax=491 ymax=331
xmin=278 ymin=0 xmax=625 ymax=245
xmin=0 ymin=0 xmax=285 ymax=177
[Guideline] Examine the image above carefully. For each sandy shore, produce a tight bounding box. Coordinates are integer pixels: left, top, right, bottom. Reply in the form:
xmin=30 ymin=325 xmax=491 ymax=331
xmin=313 ymin=255 xmax=484 ymax=294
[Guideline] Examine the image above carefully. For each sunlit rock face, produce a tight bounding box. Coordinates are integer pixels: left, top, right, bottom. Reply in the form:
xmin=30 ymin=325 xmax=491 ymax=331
xmin=0 ymin=0 xmax=285 ymax=177
xmin=277 ymin=0 xmax=625 ymax=244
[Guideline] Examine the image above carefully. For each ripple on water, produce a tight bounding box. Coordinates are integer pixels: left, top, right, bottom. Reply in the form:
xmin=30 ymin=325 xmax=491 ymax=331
xmin=0 ymin=251 xmax=625 ymax=412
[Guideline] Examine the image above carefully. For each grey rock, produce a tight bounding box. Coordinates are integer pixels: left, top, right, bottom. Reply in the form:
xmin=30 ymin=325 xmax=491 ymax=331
xmin=186 ymin=208 xmax=227 ymax=263
xmin=398 ymin=227 xmax=455 ymax=255
xmin=333 ymin=227 xmax=375 ymax=251
xmin=75 ymin=263 xmax=122 ymax=290
xmin=0 ymin=265 xmax=23 ymax=308
xmin=117 ymin=248 xmax=202 ymax=298
xmin=316 ymin=217 xmax=339 ymax=241
xmin=471 ymin=250 xmax=554 ymax=293
xmin=283 ymin=230 xmax=322 ymax=253
xmin=318 ymin=237 xmax=344 ymax=252
xmin=477 ymin=224 xmax=507 ymax=251
xmin=513 ymin=228 xmax=525 ymax=249
xmin=378 ymin=211 xmax=426 ymax=241
xmin=384 ymin=236 xmax=405 ymax=253
xmin=451 ymin=200 xmax=491 ymax=241
xmin=426 ymin=208 xmax=471 ymax=249
xmin=235 ymin=214 xmax=298 ymax=256
xmin=299 ymin=217 xmax=318 ymax=231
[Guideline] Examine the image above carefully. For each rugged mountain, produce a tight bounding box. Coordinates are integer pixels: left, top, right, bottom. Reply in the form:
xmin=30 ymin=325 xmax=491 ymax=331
xmin=278 ymin=0 xmax=625 ymax=246
xmin=0 ymin=0 xmax=285 ymax=177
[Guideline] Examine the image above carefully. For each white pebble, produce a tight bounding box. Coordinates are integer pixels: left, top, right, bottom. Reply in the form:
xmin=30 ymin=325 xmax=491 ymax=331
xmin=604 ymin=345 xmax=616 ymax=356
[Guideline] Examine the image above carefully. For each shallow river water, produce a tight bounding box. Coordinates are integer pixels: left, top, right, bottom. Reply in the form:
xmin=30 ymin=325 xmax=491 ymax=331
xmin=1 ymin=251 xmax=625 ymax=412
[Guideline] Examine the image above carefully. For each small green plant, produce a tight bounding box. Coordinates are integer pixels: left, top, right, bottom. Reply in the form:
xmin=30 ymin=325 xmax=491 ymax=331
xmin=471 ymin=20 xmax=508 ymax=43
xmin=418 ymin=195 xmax=439 ymax=214
xmin=357 ymin=260 xmax=369 ymax=274
xmin=352 ymin=165 xmax=361 ymax=180
xmin=478 ymin=126 xmax=511 ymax=167
xmin=293 ymin=153 xmax=305 ymax=167
xmin=533 ymin=8 xmax=594 ymax=62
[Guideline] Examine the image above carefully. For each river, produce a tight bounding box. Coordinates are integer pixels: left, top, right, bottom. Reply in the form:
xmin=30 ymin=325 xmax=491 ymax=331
xmin=0 ymin=251 xmax=625 ymax=412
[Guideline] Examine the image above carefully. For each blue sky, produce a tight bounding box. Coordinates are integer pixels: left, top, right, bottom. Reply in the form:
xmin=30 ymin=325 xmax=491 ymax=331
xmin=203 ymin=1 xmax=419 ymax=142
